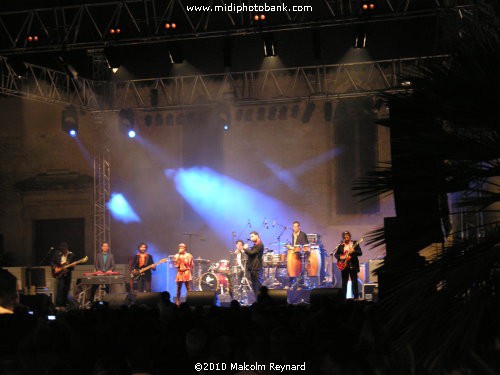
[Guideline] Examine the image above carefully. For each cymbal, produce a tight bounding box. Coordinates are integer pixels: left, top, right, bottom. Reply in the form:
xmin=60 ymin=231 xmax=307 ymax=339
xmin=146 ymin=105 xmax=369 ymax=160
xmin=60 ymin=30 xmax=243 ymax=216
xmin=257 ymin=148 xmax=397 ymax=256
xmin=194 ymin=258 xmax=210 ymax=263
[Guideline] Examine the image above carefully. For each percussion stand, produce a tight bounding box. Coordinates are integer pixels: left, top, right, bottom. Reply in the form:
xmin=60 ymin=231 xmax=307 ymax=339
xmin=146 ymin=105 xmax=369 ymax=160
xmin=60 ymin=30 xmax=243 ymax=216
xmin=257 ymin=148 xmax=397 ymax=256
xmin=238 ymin=260 xmax=253 ymax=305
xmin=298 ymin=250 xmax=312 ymax=289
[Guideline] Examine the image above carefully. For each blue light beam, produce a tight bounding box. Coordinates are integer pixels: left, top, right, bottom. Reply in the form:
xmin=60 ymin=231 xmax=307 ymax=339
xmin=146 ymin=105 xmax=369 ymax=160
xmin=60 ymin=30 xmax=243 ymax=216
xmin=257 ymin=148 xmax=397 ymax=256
xmin=108 ymin=193 xmax=141 ymax=223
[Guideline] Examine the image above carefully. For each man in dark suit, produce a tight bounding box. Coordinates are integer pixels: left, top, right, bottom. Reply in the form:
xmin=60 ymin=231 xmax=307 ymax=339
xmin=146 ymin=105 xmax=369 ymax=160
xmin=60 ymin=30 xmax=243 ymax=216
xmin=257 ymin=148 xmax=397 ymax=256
xmin=91 ymin=242 xmax=116 ymax=301
xmin=292 ymin=221 xmax=309 ymax=247
xmin=334 ymin=231 xmax=363 ymax=299
xmin=243 ymin=231 xmax=264 ymax=296
xmin=51 ymin=242 xmax=75 ymax=308
xmin=289 ymin=221 xmax=309 ymax=287
xmin=132 ymin=243 xmax=155 ymax=292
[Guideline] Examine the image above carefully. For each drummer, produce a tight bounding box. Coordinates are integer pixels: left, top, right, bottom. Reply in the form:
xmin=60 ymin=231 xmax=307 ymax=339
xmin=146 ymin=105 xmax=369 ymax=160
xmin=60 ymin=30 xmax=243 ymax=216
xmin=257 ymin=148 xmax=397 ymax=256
xmin=290 ymin=221 xmax=309 ymax=287
xmin=174 ymin=243 xmax=193 ymax=305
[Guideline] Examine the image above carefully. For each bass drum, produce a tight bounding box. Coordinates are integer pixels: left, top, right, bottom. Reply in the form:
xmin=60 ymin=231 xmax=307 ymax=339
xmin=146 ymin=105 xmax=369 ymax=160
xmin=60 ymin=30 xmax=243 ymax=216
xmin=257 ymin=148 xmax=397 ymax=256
xmin=199 ymin=272 xmax=229 ymax=293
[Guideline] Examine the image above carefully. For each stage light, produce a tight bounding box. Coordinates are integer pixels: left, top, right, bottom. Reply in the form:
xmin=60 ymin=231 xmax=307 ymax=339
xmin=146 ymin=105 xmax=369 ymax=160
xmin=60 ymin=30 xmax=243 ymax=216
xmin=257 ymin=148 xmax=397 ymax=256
xmin=260 ymin=14 xmax=266 ymax=20
xmin=253 ymin=14 xmax=259 ymax=21
xmin=104 ymin=46 xmax=124 ymax=73
xmin=109 ymin=27 xmax=121 ymax=35
xmin=223 ymin=124 xmax=229 ymax=131
xmin=361 ymin=1 xmax=376 ymax=12
xmin=168 ymin=43 xmax=184 ymax=64
xmin=302 ymin=102 xmax=316 ymax=123
xmin=61 ymin=105 xmax=79 ymax=137
xmin=27 ymin=35 xmax=39 ymax=43
xmin=171 ymin=23 xmax=177 ymax=29
xmin=263 ymin=34 xmax=276 ymax=57
xmin=278 ymin=106 xmax=287 ymax=120
xmin=7 ymin=57 xmax=27 ymax=77
xmin=119 ymin=109 xmax=136 ymax=139
xmin=354 ymin=24 xmax=368 ymax=49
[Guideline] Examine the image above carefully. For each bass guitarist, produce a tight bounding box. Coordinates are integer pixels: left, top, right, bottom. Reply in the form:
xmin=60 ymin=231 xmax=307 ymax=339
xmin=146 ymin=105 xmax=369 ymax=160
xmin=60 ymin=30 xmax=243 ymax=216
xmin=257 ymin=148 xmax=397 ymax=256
xmin=131 ymin=243 xmax=156 ymax=292
xmin=51 ymin=242 xmax=75 ymax=309
xmin=334 ymin=231 xmax=363 ymax=299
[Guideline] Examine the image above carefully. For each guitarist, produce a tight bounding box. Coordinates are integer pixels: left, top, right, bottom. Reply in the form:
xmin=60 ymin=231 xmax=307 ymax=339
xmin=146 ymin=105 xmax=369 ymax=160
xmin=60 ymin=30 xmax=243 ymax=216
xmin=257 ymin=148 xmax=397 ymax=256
xmin=51 ymin=242 xmax=75 ymax=309
xmin=334 ymin=231 xmax=363 ymax=299
xmin=131 ymin=243 xmax=156 ymax=292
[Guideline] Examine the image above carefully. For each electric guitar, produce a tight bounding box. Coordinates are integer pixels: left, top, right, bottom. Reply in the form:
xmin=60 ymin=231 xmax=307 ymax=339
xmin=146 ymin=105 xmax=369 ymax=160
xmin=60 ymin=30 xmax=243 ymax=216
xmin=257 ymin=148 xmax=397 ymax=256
xmin=337 ymin=238 xmax=363 ymax=271
xmin=130 ymin=257 xmax=168 ymax=280
xmin=52 ymin=256 xmax=88 ymax=278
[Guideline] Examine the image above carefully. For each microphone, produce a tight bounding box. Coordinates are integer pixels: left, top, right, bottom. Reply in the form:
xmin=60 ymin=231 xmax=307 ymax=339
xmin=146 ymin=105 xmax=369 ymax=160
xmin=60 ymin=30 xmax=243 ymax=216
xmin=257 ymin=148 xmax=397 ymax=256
xmin=272 ymin=220 xmax=276 ymax=227
xmin=264 ymin=219 xmax=269 ymax=229
xmin=247 ymin=219 xmax=252 ymax=228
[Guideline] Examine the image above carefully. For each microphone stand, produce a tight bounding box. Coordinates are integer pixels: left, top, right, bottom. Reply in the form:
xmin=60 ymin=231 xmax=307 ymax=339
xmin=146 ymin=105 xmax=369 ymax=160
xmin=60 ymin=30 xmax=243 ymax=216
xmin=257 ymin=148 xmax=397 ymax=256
xmin=38 ymin=246 xmax=55 ymax=266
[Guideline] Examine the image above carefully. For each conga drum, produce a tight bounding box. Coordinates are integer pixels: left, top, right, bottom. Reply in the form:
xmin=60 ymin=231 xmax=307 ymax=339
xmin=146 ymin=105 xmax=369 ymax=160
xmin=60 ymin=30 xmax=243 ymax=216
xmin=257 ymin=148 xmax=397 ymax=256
xmin=287 ymin=249 xmax=302 ymax=277
xmin=306 ymin=247 xmax=321 ymax=277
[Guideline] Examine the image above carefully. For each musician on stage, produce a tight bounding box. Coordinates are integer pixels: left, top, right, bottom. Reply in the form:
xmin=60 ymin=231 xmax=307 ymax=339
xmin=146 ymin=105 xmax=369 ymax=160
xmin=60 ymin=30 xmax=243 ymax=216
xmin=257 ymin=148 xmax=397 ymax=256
xmin=289 ymin=221 xmax=309 ymax=287
xmin=243 ymin=231 xmax=264 ymax=296
xmin=174 ymin=243 xmax=193 ymax=305
xmin=233 ymin=239 xmax=246 ymax=279
xmin=51 ymin=242 xmax=75 ymax=309
xmin=334 ymin=231 xmax=363 ymax=299
xmin=132 ymin=243 xmax=156 ymax=293
xmin=91 ymin=242 xmax=116 ymax=301
xmin=292 ymin=221 xmax=309 ymax=247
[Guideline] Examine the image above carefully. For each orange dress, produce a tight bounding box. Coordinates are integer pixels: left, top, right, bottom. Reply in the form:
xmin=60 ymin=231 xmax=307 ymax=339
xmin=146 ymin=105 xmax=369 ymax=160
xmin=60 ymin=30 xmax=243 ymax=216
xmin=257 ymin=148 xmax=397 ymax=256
xmin=175 ymin=253 xmax=193 ymax=282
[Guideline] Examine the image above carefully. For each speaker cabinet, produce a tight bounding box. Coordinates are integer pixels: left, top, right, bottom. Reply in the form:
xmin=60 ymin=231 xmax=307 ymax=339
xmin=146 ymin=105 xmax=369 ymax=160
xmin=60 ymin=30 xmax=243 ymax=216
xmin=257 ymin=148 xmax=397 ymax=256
xmin=20 ymin=294 xmax=53 ymax=315
xmin=134 ymin=292 xmax=161 ymax=307
xmin=102 ymin=293 xmax=131 ymax=308
xmin=310 ymin=288 xmax=344 ymax=305
xmin=186 ymin=291 xmax=217 ymax=306
xmin=265 ymin=289 xmax=288 ymax=305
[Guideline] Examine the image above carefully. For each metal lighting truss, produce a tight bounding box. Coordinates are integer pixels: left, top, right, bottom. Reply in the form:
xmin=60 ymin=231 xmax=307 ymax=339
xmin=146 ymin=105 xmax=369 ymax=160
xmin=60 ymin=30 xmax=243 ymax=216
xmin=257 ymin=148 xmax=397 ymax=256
xmin=108 ymin=55 xmax=450 ymax=110
xmin=0 ymin=54 xmax=450 ymax=110
xmin=92 ymin=112 xmax=111 ymax=261
xmin=0 ymin=0 xmax=473 ymax=54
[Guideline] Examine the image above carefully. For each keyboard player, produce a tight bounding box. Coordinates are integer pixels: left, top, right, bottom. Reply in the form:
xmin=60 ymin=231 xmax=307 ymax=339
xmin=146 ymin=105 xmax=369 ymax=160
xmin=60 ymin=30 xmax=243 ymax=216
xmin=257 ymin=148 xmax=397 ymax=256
xmin=91 ymin=242 xmax=116 ymax=301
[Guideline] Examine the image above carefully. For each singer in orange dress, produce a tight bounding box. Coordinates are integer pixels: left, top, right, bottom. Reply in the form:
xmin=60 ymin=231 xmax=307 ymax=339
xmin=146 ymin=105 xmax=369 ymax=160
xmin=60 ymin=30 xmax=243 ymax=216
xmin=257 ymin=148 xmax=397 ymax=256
xmin=174 ymin=243 xmax=193 ymax=305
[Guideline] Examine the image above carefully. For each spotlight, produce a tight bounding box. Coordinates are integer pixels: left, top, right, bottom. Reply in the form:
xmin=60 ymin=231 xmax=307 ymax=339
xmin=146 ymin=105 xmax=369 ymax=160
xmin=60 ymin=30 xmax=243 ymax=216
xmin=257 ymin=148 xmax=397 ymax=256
xmin=27 ymin=35 xmax=39 ymax=43
xmin=167 ymin=43 xmax=184 ymax=64
xmin=301 ymin=102 xmax=316 ymax=123
xmin=109 ymin=27 xmax=121 ymax=35
xmin=61 ymin=105 xmax=79 ymax=137
xmin=104 ymin=46 xmax=124 ymax=73
xmin=278 ymin=106 xmax=287 ymax=120
xmin=223 ymin=124 xmax=229 ymax=131
xmin=354 ymin=24 xmax=368 ymax=49
xmin=119 ymin=109 xmax=136 ymax=138
xmin=260 ymin=14 xmax=266 ymax=20
xmin=361 ymin=1 xmax=376 ymax=12
xmin=164 ymin=22 xmax=177 ymax=29
xmin=263 ymin=34 xmax=276 ymax=57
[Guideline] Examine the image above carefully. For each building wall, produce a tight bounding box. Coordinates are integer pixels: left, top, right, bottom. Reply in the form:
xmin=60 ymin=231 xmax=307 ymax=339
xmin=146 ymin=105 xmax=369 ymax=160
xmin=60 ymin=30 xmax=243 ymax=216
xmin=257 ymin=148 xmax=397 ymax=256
xmin=0 ymin=95 xmax=393 ymax=269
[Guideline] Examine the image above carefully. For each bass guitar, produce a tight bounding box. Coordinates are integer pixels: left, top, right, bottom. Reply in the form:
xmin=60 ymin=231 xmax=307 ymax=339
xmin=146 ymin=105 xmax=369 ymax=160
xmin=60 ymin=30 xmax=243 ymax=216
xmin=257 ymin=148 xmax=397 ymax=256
xmin=52 ymin=256 xmax=88 ymax=278
xmin=130 ymin=257 xmax=168 ymax=280
xmin=337 ymin=238 xmax=363 ymax=271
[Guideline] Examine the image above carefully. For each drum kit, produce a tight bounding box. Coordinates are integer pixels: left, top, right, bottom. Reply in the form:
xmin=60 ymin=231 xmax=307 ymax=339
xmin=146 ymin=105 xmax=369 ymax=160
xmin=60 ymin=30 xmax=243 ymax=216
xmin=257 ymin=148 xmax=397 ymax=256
xmin=192 ymin=255 xmax=253 ymax=304
xmin=189 ymin=237 xmax=326 ymax=304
